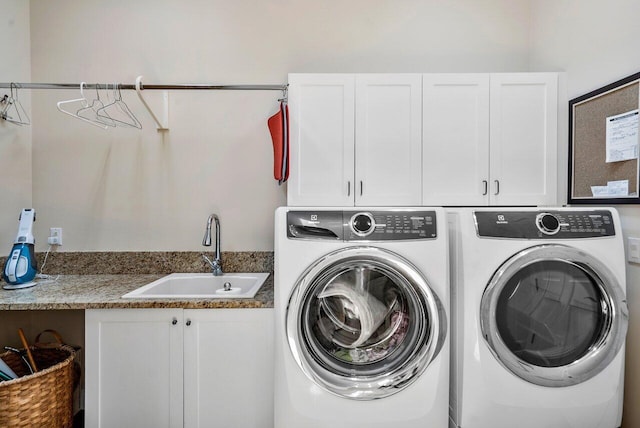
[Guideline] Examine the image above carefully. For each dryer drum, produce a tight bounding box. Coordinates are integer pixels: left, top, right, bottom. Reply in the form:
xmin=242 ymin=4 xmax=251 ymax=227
xmin=286 ymin=246 xmax=446 ymax=400
xmin=480 ymin=244 xmax=628 ymax=387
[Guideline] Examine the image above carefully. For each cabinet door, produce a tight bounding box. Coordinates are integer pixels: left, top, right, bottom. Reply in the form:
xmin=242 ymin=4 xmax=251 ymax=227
xmin=422 ymin=74 xmax=490 ymax=206
xmin=85 ymin=309 xmax=184 ymax=428
xmin=287 ymin=74 xmax=355 ymax=206
xmin=489 ymin=73 xmax=558 ymax=206
xmin=183 ymin=309 xmax=274 ymax=428
xmin=355 ymin=74 xmax=422 ymax=206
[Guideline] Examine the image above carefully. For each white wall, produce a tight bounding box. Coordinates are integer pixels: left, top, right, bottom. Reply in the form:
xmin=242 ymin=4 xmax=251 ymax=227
xmin=529 ymin=2 xmax=640 ymax=426
xmin=0 ymin=0 xmax=32 ymax=245
xmin=27 ymin=0 xmax=531 ymax=252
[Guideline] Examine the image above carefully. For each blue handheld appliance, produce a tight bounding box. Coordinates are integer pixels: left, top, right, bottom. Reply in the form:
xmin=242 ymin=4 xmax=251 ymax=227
xmin=3 ymin=208 xmax=37 ymax=290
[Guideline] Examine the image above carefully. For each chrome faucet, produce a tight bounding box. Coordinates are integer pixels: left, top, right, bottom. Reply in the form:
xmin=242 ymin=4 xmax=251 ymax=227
xmin=202 ymin=214 xmax=223 ymax=276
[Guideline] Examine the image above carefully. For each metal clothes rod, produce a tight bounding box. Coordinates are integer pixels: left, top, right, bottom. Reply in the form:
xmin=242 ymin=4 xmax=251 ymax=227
xmin=0 ymin=82 xmax=287 ymax=91
xmin=0 ymin=77 xmax=288 ymax=131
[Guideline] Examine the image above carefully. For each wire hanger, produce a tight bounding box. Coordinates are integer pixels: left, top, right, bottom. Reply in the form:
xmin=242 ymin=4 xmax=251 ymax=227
xmin=1 ymin=83 xmax=31 ymax=126
xmin=96 ymin=83 xmax=142 ymax=129
xmin=57 ymin=82 xmax=108 ymax=129
xmin=76 ymin=86 xmax=116 ymax=127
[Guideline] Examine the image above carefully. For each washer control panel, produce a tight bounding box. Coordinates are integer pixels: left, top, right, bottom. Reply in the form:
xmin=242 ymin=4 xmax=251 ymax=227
xmin=287 ymin=210 xmax=437 ymax=240
xmin=347 ymin=210 xmax=437 ymax=240
xmin=475 ymin=210 xmax=615 ymax=239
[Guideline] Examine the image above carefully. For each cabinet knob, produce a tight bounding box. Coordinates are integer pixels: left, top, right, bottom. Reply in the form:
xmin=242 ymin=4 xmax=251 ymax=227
xmin=172 ymin=318 xmax=178 ymax=325
xmin=186 ymin=319 xmax=192 ymax=326
xmin=360 ymin=181 xmax=363 ymax=196
xmin=494 ymin=180 xmax=500 ymax=195
xmin=482 ymin=180 xmax=488 ymax=196
xmin=347 ymin=181 xmax=351 ymax=196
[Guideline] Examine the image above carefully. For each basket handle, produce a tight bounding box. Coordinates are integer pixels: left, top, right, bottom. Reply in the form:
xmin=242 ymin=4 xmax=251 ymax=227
xmin=34 ymin=329 xmax=65 ymax=348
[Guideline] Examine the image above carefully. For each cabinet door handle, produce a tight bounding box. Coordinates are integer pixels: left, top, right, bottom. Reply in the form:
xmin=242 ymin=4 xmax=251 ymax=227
xmin=172 ymin=318 xmax=178 ymax=325
xmin=186 ymin=319 xmax=191 ymax=326
xmin=494 ymin=180 xmax=500 ymax=195
xmin=347 ymin=181 xmax=351 ymax=196
xmin=360 ymin=181 xmax=363 ymax=196
xmin=482 ymin=180 xmax=488 ymax=196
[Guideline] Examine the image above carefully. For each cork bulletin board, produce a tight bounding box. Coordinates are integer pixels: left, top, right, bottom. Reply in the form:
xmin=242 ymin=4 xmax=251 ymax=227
xmin=569 ymin=71 xmax=640 ymax=204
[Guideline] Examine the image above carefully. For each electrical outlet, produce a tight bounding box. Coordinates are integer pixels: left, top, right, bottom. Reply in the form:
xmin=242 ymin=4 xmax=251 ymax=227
xmin=47 ymin=227 xmax=63 ymax=246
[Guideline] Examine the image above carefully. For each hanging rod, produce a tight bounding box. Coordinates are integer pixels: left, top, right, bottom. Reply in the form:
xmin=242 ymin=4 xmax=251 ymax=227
xmin=0 ymin=82 xmax=287 ymax=91
xmin=0 ymin=77 xmax=288 ymax=131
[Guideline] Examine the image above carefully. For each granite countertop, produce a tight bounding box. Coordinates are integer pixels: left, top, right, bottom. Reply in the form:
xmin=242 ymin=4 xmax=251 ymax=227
xmin=0 ymin=274 xmax=274 ymax=310
xmin=0 ymin=251 xmax=274 ymax=310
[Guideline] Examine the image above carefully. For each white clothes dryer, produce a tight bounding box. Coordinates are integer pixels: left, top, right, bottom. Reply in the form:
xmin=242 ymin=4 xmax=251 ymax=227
xmin=448 ymin=207 xmax=628 ymax=428
xmin=274 ymin=207 xmax=449 ymax=428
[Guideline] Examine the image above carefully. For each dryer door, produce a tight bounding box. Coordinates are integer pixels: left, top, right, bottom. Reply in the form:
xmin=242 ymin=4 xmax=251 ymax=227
xmin=480 ymin=244 xmax=628 ymax=387
xmin=286 ymin=246 xmax=446 ymax=400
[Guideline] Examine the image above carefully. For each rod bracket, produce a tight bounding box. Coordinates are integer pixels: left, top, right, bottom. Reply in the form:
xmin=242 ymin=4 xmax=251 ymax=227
xmin=135 ymin=75 xmax=169 ymax=131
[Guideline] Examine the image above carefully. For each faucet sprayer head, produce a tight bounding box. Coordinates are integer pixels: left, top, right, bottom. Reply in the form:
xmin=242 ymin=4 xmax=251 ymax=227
xmin=202 ymin=214 xmax=214 ymax=246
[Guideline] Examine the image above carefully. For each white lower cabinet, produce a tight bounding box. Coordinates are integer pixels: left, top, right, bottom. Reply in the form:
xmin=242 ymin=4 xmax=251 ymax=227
xmin=183 ymin=309 xmax=274 ymax=428
xmin=85 ymin=308 xmax=274 ymax=428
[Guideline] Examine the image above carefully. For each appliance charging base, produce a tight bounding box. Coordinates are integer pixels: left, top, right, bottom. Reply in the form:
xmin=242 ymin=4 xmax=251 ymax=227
xmin=3 ymin=281 xmax=37 ymax=290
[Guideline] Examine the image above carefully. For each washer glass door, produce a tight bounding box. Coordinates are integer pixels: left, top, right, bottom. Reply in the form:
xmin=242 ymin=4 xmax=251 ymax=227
xmin=481 ymin=244 xmax=628 ymax=387
xmin=287 ymin=247 xmax=445 ymax=400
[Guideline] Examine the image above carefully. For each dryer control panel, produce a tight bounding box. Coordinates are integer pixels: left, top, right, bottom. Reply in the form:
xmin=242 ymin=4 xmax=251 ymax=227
xmin=287 ymin=210 xmax=437 ymax=241
xmin=474 ymin=210 xmax=616 ymax=239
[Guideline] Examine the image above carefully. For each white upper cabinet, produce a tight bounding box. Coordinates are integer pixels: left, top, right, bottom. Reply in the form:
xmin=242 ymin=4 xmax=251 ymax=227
xmin=288 ymin=73 xmax=422 ymax=206
xmin=423 ymin=72 xmax=559 ymax=206
xmin=287 ymin=74 xmax=355 ymax=206
xmin=489 ymin=73 xmax=558 ymax=206
xmin=354 ymin=74 xmax=422 ymax=206
xmin=423 ymin=74 xmax=490 ymax=206
xmin=289 ymin=72 xmax=560 ymax=207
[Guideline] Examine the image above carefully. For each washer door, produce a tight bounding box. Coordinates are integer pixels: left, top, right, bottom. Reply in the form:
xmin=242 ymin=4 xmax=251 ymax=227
xmin=286 ymin=247 xmax=446 ymax=400
xmin=480 ymin=244 xmax=628 ymax=387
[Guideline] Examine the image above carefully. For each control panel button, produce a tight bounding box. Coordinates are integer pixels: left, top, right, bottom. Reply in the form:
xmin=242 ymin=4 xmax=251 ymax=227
xmin=536 ymin=213 xmax=560 ymax=235
xmin=351 ymin=213 xmax=375 ymax=236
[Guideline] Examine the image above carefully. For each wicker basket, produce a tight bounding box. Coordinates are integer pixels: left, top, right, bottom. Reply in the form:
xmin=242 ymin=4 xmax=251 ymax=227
xmin=0 ymin=345 xmax=77 ymax=428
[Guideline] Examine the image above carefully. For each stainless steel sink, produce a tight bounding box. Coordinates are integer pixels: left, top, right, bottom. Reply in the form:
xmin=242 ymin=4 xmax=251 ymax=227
xmin=122 ymin=272 xmax=269 ymax=299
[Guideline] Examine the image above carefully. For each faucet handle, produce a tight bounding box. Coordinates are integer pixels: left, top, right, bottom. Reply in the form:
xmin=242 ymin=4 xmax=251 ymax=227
xmin=202 ymin=253 xmax=213 ymax=267
xmin=202 ymin=253 xmax=223 ymax=276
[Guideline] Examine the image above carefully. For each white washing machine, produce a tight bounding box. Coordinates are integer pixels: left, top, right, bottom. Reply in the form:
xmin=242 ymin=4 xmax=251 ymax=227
xmin=274 ymin=207 xmax=449 ymax=428
xmin=448 ymin=207 xmax=628 ymax=428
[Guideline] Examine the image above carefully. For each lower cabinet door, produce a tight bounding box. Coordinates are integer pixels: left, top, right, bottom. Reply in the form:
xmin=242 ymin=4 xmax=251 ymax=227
xmin=183 ymin=308 xmax=274 ymax=428
xmin=85 ymin=309 xmax=184 ymax=428
xmin=85 ymin=308 xmax=274 ymax=428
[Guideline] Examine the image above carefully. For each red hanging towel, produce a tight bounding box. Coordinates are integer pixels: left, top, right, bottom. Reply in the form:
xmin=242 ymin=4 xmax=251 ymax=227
xmin=267 ymin=101 xmax=289 ymax=185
